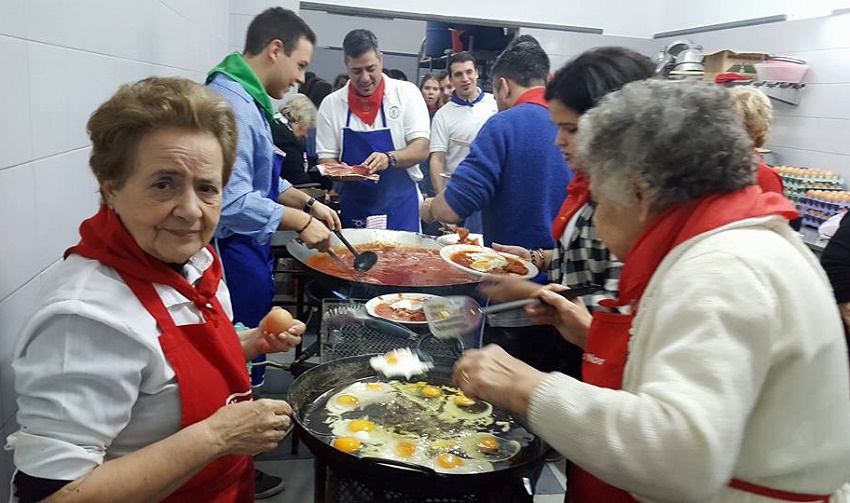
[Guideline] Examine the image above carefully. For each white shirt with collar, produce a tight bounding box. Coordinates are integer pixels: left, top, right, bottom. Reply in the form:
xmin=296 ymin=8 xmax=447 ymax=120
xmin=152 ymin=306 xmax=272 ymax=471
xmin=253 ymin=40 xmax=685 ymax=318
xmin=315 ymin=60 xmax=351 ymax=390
xmin=430 ymin=90 xmax=498 ymax=173
xmin=315 ymin=76 xmax=430 ymax=182
xmin=7 ymin=248 xmax=234 ymax=481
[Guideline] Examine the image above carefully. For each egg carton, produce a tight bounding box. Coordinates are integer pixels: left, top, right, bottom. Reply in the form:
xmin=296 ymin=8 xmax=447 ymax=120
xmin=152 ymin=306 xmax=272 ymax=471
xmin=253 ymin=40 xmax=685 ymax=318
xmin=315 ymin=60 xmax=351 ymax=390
xmin=802 ymin=213 xmax=828 ymax=229
xmin=799 ymin=197 xmax=850 ymax=213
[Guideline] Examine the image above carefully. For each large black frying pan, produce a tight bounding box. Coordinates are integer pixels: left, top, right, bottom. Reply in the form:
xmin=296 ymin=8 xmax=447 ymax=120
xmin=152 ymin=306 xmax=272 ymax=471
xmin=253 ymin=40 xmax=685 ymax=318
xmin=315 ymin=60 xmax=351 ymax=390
xmin=287 ymin=354 xmax=548 ymax=498
xmin=285 ymin=228 xmax=481 ymax=298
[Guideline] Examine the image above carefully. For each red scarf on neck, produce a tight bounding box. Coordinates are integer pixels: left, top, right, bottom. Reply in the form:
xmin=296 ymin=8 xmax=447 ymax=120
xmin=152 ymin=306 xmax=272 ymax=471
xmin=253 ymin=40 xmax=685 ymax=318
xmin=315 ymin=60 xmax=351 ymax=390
xmin=551 ymin=172 xmax=590 ymax=240
xmin=65 ymin=204 xmax=225 ymax=322
xmin=348 ymin=78 xmax=386 ymax=126
xmin=615 ymin=186 xmax=797 ymax=309
xmin=514 ymin=87 xmax=549 ymax=108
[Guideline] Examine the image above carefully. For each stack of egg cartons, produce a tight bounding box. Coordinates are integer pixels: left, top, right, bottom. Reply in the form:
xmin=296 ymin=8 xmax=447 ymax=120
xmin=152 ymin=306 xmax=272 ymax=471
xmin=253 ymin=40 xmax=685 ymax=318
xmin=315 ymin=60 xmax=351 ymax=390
xmin=773 ymin=166 xmax=847 ymax=227
xmin=799 ymin=190 xmax=850 ymax=228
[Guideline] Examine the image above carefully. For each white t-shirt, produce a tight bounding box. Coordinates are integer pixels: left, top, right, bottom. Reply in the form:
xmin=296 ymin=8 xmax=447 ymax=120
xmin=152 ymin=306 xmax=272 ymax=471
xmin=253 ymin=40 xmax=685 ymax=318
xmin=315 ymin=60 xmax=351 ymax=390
xmin=7 ymin=249 xmax=235 ymax=481
xmin=315 ymin=77 xmax=430 ymax=182
xmin=430 ymin=91 xmax=498 ymax=173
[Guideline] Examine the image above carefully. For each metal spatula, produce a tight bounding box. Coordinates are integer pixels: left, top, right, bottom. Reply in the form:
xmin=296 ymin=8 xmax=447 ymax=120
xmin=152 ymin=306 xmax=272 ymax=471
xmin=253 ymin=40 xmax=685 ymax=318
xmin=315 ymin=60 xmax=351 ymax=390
xmin=423 ymin=284 xmax=602 ymax=339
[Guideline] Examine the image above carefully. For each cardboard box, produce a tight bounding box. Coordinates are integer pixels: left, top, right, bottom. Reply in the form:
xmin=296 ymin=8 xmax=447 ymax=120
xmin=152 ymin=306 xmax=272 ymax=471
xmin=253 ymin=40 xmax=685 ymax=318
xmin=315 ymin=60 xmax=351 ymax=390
xmin=702 ymin=50 xmax=769 ymax=80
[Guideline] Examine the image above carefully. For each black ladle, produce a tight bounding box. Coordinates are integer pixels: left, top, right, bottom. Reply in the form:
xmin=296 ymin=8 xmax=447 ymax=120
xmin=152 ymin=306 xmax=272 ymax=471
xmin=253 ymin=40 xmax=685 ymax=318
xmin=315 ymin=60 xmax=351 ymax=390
xmin=333 ymin=230 xmax=378 ymax=272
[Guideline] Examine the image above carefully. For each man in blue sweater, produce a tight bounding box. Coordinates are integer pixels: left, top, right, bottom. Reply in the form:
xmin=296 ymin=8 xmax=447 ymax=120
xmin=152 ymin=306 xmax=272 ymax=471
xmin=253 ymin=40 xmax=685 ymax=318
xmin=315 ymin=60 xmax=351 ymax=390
xmin=421 ymin=36 xmax=573 ymax=376
xmin=421 ymin=36 xmax=570 ymax=254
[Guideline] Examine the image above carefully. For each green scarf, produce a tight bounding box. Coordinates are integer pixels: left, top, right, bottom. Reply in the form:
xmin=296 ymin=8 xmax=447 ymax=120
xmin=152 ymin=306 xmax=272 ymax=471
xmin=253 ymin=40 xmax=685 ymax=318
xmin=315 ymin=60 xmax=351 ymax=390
xmin=207 ymin=52 xmax=278 ymax=124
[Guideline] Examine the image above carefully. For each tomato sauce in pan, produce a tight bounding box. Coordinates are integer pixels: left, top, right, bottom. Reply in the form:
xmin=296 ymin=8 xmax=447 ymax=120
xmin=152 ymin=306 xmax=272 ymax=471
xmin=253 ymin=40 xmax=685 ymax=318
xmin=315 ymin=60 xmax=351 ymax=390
xmin=305 ymin=243 xmax=476 ymax=286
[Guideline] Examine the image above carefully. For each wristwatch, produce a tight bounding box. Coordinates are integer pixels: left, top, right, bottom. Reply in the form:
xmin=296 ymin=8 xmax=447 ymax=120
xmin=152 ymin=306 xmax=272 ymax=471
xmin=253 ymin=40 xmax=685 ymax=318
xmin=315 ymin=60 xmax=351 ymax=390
xmin=303 ymin=196 xmax=316 ymax=213
xmin=385 ymin=151 xmax=398 ymax=167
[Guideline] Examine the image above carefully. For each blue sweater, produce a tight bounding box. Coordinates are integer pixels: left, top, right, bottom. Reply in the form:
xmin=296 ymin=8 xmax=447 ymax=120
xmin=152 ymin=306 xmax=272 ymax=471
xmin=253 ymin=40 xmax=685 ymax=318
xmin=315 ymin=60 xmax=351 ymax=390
xmin=444 ymin=103 xmax=570 ymax=251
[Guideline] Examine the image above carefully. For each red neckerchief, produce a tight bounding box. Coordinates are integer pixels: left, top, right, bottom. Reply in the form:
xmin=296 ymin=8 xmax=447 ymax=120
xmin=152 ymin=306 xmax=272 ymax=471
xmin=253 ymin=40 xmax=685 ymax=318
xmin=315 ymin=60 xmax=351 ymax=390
xmin=65 ymin=204 xmax=225 ymax=322
xmin=348 ymin=78 xmax=386 ymax=126
xmin=616 ymin=186 xmax=798 ymax=308
xmin=552 ymin=172 xmax=590 ymax=240
xmin=514 ymin=87 xmax=548 ymax=108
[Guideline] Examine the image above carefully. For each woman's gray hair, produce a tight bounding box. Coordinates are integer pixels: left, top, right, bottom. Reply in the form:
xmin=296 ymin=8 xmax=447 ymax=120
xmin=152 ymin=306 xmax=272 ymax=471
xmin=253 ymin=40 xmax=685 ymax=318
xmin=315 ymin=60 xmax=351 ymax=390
xmin=576 ymin=80 xmax=756 ymax=209
xmin=280 ymin=93 xmax=317 ymax=130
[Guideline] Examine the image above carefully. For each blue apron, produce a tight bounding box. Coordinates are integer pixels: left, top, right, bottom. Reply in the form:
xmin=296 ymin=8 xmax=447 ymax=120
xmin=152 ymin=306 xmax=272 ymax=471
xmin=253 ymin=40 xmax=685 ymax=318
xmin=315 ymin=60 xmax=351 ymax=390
xmin=215 ymin=150 xmax=283 ymax=388
xmin=340 ymin=106 xmax=419 ymax=231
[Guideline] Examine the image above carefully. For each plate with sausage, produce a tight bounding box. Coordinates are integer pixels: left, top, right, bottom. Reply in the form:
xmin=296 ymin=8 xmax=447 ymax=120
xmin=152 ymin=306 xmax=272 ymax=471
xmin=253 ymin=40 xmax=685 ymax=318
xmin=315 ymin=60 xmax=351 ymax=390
xmin=439 ymin=244 xmax=538 ymax=279
xmin=317 ymin=163 xmax=380 ymax=182
xmin=364 ymin=293 xmax=444 ymax=325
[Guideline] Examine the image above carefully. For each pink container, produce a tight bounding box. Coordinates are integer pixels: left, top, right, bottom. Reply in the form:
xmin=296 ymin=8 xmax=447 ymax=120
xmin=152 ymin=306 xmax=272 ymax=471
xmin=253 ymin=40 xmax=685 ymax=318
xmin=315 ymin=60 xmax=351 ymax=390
xmin=754 ymin=62 xmax=809 ymax=83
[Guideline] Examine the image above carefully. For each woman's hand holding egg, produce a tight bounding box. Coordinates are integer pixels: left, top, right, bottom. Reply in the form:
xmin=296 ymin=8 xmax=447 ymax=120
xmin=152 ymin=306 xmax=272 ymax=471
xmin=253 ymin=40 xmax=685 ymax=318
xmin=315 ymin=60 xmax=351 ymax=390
xmin=245 ymin=307 xmax=304 ymax=358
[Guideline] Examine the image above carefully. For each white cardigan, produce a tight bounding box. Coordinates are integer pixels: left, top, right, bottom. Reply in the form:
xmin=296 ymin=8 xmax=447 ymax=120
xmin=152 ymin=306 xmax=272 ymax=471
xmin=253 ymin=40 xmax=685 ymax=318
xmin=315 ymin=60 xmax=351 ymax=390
xmin=528 ymin=216 xmax=850 ymax=502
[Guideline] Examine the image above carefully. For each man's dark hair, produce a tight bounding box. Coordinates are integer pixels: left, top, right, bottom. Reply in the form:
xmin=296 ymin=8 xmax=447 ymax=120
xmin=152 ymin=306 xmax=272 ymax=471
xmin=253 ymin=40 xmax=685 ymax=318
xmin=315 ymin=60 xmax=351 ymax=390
xmin=343 ymin=29 xmax=380 ymax=60
xmin=491 ymin=35 xmax=549 ymax=88
xmin=546 ymin=47 xmax=655 ymax=114
xmin=387 ymin=69 xmax=408 ymax=81
xmin=436 ymin=70 xmax=450 ymax=81
xmin=448 ymin=51 xmax=476 ymax=75
xmin=243 ymin=7 xmax=316 ymax=56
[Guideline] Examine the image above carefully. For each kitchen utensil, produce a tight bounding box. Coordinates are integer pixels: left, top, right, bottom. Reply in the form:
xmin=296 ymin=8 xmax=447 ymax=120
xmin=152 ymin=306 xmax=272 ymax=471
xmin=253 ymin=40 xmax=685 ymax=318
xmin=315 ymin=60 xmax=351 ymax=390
xmin=286 ymin=229 xmax=480 ymax=298
xmin=287 ymin=354 xmax=547 ymax=498
xmin=333 ymin=229 xmax=378 ymax=272
xmin=424 ymin=284 xmax=602 ymax=339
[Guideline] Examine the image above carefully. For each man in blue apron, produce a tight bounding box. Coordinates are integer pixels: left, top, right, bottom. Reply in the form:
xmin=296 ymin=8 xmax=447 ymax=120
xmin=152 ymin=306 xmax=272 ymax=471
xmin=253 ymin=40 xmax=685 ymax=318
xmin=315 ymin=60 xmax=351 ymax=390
xmin=316 ymin=29 xmax=431 ymax=231
xmin=207 ymin=8 xmax=341 ymax=498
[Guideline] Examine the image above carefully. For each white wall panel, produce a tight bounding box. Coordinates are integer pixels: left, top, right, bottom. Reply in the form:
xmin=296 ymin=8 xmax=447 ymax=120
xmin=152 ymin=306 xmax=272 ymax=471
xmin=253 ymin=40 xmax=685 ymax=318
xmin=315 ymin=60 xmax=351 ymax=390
xmin=0 ymin=0 xmax=27 ymax=39
xmin=770 ymin=116 xmax=850 ymax=155
xmin=0 ymin=166 xmax=39 ymax=301
xmin=301 ymin=10 xmax=425 ymax=54
xmin=27 ymin=43 xmax=76 ymax=160
xmin=771 ymin=84 xmax=850 ymax=120
xmin=0 ymin=37 xmax=32 ymax=170
xmin=24 ymin=0 xmax=75 ymax=47
xmin=69 ymin=0 xmax=153 ymax=62
xmin=33 ymin=150 xmax=99 ymax=269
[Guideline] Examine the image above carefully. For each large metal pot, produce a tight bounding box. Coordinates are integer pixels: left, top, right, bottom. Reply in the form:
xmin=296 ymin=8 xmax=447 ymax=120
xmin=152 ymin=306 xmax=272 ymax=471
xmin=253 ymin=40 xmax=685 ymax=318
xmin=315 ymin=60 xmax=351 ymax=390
xmin=286 ymin=229 xmax=481 ymax=298
xmin=287 ymin=354 xmax=547 ymax=499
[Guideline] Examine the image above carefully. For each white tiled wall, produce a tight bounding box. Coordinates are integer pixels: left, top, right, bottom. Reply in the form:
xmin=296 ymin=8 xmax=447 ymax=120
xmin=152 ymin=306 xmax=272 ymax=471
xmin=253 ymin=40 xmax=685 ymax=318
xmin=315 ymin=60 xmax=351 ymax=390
xmin=657 ymin=12 xmax=850 ymax=178
xmin=521 ymin=28 xmax=658 ymax=71
xmin=0 ymin=0 xmax=232 ymax=498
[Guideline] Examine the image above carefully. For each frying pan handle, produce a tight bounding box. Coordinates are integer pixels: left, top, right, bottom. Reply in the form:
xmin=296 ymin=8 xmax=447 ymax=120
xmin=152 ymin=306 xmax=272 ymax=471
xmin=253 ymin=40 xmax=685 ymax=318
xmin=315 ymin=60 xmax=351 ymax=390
xmin=364 ymin=317 xmax=417 ymax=340
xmin=360 ymin=456 xmax=436 ymax=475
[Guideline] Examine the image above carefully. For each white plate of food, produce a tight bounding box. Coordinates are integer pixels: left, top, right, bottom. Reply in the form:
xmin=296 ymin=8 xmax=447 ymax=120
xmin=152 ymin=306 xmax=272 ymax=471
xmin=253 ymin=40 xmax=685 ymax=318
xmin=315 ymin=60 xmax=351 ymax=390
xmin=439 ymin=244 xmax=538 ymax=279
xmin=365 ymin=293 xmax=444 ymax=325
xmin=317 ymin=163 xmax=380 ymax=182
xmin=436 ymin=226 xmax=483 ymax=246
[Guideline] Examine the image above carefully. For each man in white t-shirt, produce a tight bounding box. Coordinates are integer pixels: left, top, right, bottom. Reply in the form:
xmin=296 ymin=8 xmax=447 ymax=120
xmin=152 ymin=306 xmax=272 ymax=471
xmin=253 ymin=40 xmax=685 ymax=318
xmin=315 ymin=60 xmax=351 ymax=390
xmin=316 ymin=29 xmax=430 ymax=231
xmin=429 ymin=52 xmax=498 ymax=232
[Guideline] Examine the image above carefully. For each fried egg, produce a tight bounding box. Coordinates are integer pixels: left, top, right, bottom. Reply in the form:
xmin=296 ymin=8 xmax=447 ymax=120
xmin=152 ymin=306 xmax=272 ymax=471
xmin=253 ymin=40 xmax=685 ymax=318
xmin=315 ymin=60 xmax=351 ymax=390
xmin=430 ymin=452 xmax=494 ymax=474
xmin=332 ymin=436 xmax=362 ymax=453
xmin=330 ymin=418 xmax=393 ymax=444
xmin=389 ymin=298 xmax=424 ymax=312
xmin=394 ymin=382 xmax=446 ymax=410
xmin=365 ymin=437 xmax=429 ymax=465
xmin=441 ymin=393 xmax=494 ymax=422
xmin=467 ymin=251 xmax=508 ymax=272
xmin=369 ymin=348 xmax=433 ymax=379
xmin=325 ymin=381 xmax=395 ymax=414
xmin=460 ymin=433 xmax=521 ymax=462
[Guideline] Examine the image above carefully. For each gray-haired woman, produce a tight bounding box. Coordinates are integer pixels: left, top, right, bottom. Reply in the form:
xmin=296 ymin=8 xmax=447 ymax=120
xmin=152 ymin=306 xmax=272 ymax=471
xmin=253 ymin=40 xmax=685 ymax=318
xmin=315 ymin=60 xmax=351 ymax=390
xmin=453 ymin=80 xmax=850 ymax=502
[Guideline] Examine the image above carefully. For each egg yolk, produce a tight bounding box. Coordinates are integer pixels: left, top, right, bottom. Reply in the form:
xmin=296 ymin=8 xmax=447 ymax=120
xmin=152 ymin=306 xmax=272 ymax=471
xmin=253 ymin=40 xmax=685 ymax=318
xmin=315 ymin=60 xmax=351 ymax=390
xmin=436 ymin=453 xmax=464 ymax=469
xmin=471 ymin=260 xmax=491 ymax=270
xmin=348 ymin=419 xmax=375 ymax=432
xmin=477 ymin=436 xmax=500 ymax=453
xmin=395 ymin=442 xmax=417 ymax=458
xmin=455 ymin=395 xmax=476 ymax=407
xmin=387 ymin=352 xmax=399 ymax=364
xmin=336 ymin=394 xmax=359 ymax=407
xmin=333 ymin=436 xmax=362 ymax=453
xmin=366 ymin=382 xmax=383 ymax=391
xmin=421 ymin=385 xmax=442 ymax=398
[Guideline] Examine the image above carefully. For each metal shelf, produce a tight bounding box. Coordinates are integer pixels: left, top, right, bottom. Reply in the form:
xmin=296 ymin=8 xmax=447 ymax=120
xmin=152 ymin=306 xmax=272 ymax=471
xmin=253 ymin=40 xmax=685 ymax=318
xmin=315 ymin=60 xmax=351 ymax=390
xmin=726 ymin=80 xmax=806 ymax=106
